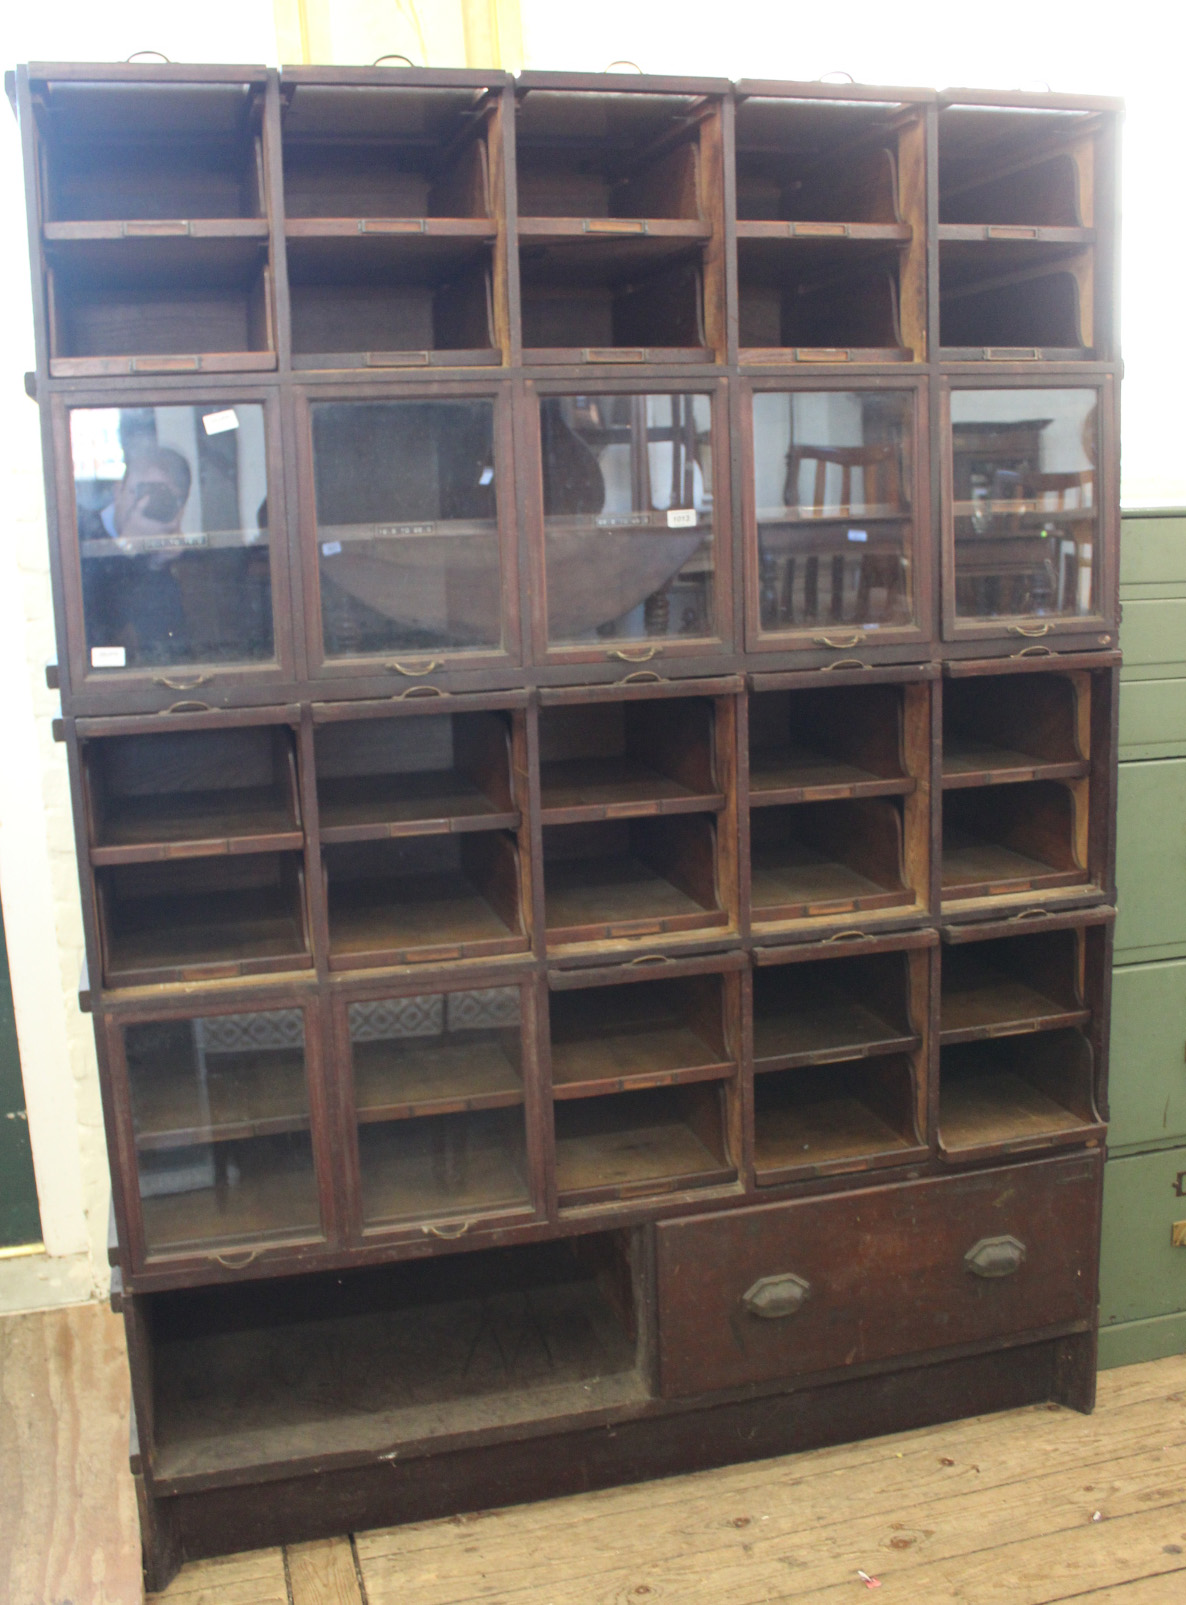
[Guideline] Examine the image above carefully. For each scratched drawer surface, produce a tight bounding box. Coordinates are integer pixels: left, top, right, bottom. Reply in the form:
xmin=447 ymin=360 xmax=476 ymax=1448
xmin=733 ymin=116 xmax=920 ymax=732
xmin=654 ymin=1151 xmax=1100 ymax=1397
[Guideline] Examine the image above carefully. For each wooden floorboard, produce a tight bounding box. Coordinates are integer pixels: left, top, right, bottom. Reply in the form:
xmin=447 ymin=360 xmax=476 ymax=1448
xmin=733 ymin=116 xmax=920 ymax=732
xmin=4 ymin=1301 xmax=1186 ymax=1604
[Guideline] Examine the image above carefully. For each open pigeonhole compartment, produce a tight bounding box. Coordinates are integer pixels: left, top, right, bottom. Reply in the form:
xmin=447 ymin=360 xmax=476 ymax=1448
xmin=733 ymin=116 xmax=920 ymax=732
xmin=749 ymin=930 xmax=931 ymax=1184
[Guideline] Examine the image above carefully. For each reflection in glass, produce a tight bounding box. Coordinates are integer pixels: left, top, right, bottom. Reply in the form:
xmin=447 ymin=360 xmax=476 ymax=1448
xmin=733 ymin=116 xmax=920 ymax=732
xmin=951 ymin=389 xmax=1099 ymax=621
xmin=540 ymin=393 xmax=715 ymax=646
xmin=311 ymin=400 xmax=501 ymax=658
xmin=126 ymin=1009 xmax=320 ymax=1255
xmin=348 ymin=987 xmax=528 ymax=1228
xmin=753 ymin=390 xmax=915 ymax=634
xmin=72 ymin=404 xmax=273 ymax=670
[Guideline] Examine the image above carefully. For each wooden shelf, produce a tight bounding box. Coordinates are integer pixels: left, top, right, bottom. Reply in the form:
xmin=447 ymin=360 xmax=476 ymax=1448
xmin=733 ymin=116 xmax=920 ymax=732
xmin=555 ymin=1088 xmax=733 ymax=1206
xmin=138 ymin=1134 xmax=321 ymax=1256
xmin=358 ymin=1108 xmax=530 ymax=1228
xmin=750 ymin=795 xmax=913 ymax=924
xmin=753 ymin=961 xmax=917 ymax=1072
xmin=90 ymin=794 xmax=302 ymax=864
xmin=544 ymin=815 xmax=725 ymax=946
xmin=319 ymin=773 xmax=517 ymax=842
xmin=941 ymin=739 xmax=1088 ymax=790
xmin=549 ymin=977 xmax=732 ymax=1099
xmin=540 ymin=758 xmax=722 ymax=823
xmin=751 ymin=746 xmax=912 ymax=806
xmin=753 ymin=1059 xmax=919 ymax=1184
xmin=939 ymin=1072 xmax=1090 ymax=1152
xmin=132 ymin=1051 xmax=310 ymax=1151
xmin=938 ymin=1029 xmax=1100 ymax=1158
xmin=941 ymin=780 xmax=1085 ymax=903
xmin=941 ymin=834 xmax=1082 ymax=899
xmin=353 ymin=1038 xmax=523 ymax=1123
xmin=539 ymin=697 xmax=723 ymax=824
xmin=940 ymin=928 xmax=1089 ymax=1044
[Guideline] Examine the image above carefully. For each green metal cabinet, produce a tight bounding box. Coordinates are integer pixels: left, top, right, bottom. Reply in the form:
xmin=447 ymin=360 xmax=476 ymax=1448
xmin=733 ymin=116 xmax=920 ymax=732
xmin=1109 ymin=959 xmax=1186 ymax=1151
xmin=1114 ymin=759 xmax=1186 ymax=964
xmin=1099 ymin=1145 xmax=1186 ymax=1366
xmin=1118 ymin=513 xmax=1186 ymax=761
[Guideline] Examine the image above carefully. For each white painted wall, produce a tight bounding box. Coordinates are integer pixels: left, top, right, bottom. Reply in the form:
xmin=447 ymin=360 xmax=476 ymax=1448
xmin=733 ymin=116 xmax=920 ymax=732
xmin=0 ymin=0 xmax=1179 ymax=1311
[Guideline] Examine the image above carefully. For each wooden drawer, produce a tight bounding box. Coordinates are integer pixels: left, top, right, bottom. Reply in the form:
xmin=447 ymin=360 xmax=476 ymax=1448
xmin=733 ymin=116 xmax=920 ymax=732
xmin=654 ymin=1152 xmax=1100 ymax=1397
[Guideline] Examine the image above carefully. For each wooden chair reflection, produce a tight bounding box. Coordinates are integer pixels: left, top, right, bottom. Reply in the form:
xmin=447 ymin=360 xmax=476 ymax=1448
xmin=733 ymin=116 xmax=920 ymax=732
xmin=764 ymin=443 xmax=908 ymax=628
xmin=955 ymin=468 xmax=1094 ymax=618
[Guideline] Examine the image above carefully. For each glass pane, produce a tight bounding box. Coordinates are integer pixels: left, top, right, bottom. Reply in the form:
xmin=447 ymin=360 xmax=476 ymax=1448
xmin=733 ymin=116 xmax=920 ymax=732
xmin=349 ymin=987 xmax=528 ymax=1228
xmin=753 ymin=390 xmax=916 ymax=634
xmin=541 ymin=393 xmax=715 ymax=646
xmin=126 ymin=1009 xmax=320 ymax=1255
xmin=72 ymin=404 xmax=274 ymax=670
xmin=311 ymin=399 xmax=502 ymax=657
xmin=951 ymin=389 xmax=1099 ymax=621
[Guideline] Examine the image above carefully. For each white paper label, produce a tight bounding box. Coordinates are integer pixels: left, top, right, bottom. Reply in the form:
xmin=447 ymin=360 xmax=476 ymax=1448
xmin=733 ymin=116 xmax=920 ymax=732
xmin=846 ymin=528 xmax=869 ymax=543
xmin=91 ymin=645 xmax=126 ymax=668
xmin=666 ymin=508 xmax=698 ymax=529
xmin=321 ymin=540 xmax=342 ymax=557
xmin=478 ymin=465 xmax=494 ymax=486
xmin=202 ymin=409 xmax=239 ymax=435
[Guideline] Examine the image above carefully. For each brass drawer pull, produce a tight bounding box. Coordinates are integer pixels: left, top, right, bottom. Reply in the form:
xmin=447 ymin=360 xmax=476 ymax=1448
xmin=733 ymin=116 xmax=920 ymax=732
xmin=1009 ymin=623 xmax=1051 ymax=638
xmin=742 ymin=1272 xmax=811 ymax=1319
xmin=964 ymin=1235 xmax=1027 ymax=1278
xmin=423 ymin=1220 xmax=470 ymax=1239
xmin=813 ymin=632 xmax=865 ymax=649
xmin=609 ymin=645 xmax=661 ymax=663
xmin=154 ymin=674 xmax=211 ymax=691
xmin=387 ymin=659 xmax=441 ymax=676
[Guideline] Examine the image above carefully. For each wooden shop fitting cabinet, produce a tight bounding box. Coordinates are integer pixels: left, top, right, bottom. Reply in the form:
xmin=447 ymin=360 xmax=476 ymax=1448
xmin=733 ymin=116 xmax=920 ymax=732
xmin=23 ymin=66 xmax=279 ymax=377
xmin=939 ymin=656 xmax=1116 ymax=918
xmin=512 ymin=73 xmax=728 ymax=365
xmin=746 ymin=667 xmax=932 ymax=937
xmin=332 ymin=967 xmax=542 ymax=1240
xmin=732 ymin=83 xmax=929 ymax=364
xmin=750 ymin=930 xmax=932 ymax=1186
xmin=524 ymin=378 xmax=732 ymax=665
xmin=741 ymin=376 xmax=931 ymax=654
xmin=296 ymin=382 xmax=521 ymax=681
xmin=936 ymin=94 xmax=1119 ymax=362
xmin=940 ymin=375 xmax=1119 ymax=650
xmin=51 ymin=390 xmax=296 ymax=714
xmin=279 ymin=68 xmax=512 ymax=370
xmin=100 ymin=986 xmax=335 ymax=1275
xmin=936 ymin=908 xmax=1111 ymax=1163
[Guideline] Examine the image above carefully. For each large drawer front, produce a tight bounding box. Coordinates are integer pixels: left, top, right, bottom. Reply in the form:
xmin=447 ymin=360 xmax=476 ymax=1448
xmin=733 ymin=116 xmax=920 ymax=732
xmin=655 ymin=1153 xmax=1101 ymax=1398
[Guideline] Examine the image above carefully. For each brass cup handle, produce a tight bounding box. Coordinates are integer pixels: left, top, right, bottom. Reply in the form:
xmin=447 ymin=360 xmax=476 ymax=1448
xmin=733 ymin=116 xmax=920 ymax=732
xmin=742 ymin=1272 xmax=811 ymax=1319
xmin=813 ymin=632 xmax=865 ymax=649
xmin=964 ymin=1235 xmax=1027 ymax=1278
xmin=154 ymin=674 xmax=211 ymax=691
xmin=212 ymin=1248 xmax=259 ymax=1269
xmin=1009 ymin=623 xmax=1051 ymax=638
xmin=609 ymin=645 xmax=661 ymax=664
xmin=423 ymin=1220 xmax=470 ymax=1239
xmin=387 ymin=659 xmax=440 ymax=677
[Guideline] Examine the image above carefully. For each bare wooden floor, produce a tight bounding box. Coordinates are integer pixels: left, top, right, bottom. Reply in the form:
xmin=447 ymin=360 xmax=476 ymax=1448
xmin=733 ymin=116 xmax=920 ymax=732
xmin=4 ymin=1301 xmax=1186 ymax=1604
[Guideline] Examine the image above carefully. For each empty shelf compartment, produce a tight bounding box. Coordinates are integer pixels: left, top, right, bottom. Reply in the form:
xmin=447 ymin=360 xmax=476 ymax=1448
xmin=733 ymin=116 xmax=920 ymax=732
xmin=750 ymin=798 xmax=913 ymax=924
xmin=753 ymin=1057 xmax=920 ymax=1183
xmin=943 ymin=671 xmax=1089 ymax=787
xmin=539 ymin=696 xmax=721 ymax=821
xmin=555 ymin=1083 xmax=733 ymax=1205
xmin=749 ymin=683 xmax=913 ymax=804
xmin=520 ymin=247 xmax=707 ymax=359
xmin=358 ymin=1106 xmax=530 ymax=1229
xmin=98 ymin=853 xmax=311 ymax=986
xmin=47 ymin=236 xmax=274 ymax=373
xmin=549 ymin=973 xmax=734 ymax=1097
xmin=940 ymin=928 xmax=1088 ymax=1044
xmin=324 ymin=833 xmax=526 ymax=968
xmin=734 ymin=95 xmax=918 ymax=227
xmin=938 ymin=105 xmax=1096 ymax=228
xmin=281 ymin=82 xmax=494 ymax=220
xmin=85 ymin=725 xmax=301 ymax=863
xmin=752 ymin=950 xmax=920 ymax=1072
xmin=738 ymin=239 xmax=909 ymax=356
xmin=347 ymin=985 xmax=524 ymax=1121
xmin=942 ymin=781 xmax=1086 ymax=902
xmin=515 ymin=88 xmax=707 ymax=224
xmin=939 ymin=1028 xmax=1099 ymax=1156
xmin=543 ymin=815 xmax=726 ymax=946
xmin=137 ymin=1132 xmax=321 ymax=1257
xmin=315 ymin=709 xmax=517 ymax=841
xmin=288 ymin=236 xmax=497 ymax=366
xmin=939 ymin=240 xmax=1091 ymax=354
xmin=147 ymin=1236 xmax=645 ymax=1482
xmin=38 ymin=78 xmax=266 ymax=223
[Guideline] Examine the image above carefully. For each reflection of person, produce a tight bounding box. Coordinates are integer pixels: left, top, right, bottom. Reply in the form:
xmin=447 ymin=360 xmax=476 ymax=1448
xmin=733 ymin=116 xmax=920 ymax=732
xmin=81 ymin=447 xmax=193 ymax=665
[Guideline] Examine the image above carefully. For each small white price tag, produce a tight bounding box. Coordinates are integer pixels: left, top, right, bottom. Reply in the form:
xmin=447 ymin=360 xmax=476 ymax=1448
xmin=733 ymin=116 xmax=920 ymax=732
xmin=91 ymin=646 xmax=126 ymax=668
xmin=478 ymin=465 xmax=494 ymax=486
xmin=846 ymin=528 xmax=869 ymax=543
xmin=666 ymin=508 xmax=698 ymax=529
xmin=321 ymin=540 xmax=342 ymax=557
xmin=202 ymin=409 xmax=239 ymax=435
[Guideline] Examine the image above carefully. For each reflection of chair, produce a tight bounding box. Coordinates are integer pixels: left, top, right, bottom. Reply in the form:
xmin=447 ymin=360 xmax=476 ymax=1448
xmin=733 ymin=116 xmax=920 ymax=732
xmin=763 ymin=443 xmax=908 ymax=628
xmin=955 ymin=468 xmax=1095 ymax=619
